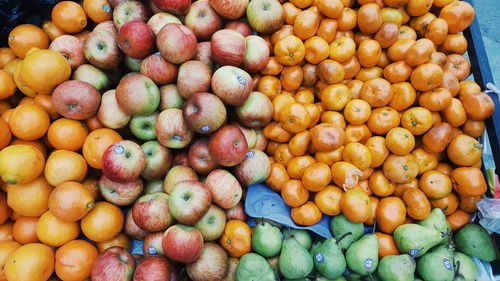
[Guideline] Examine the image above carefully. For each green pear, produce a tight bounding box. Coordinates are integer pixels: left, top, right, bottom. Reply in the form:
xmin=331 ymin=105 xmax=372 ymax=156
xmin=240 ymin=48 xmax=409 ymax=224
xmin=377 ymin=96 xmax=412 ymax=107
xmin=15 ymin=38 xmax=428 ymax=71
xmin=283 ymin=278 xmax=313 ymax=281
xmin=236 ymin=253 xmax=277 ymax=281
xmin=313 ymin=238 xmax=347 ymax=279
xmin=454 ymin=224 xmax=497 ymax=262
xmin=279 ymin=236 xmax=314 ymax=279
xmin=252 ymin=221 xmax=283 ymax=257
xmin=376 ymin=254 xmax=415 ymax=281
xmin=418 ymin=208 xmax=452 ymax=244
xmin=315 ymin=276 xmax=347 ymax=281
xmin=416 ymin=245 xmax=455 ymax=281
xmin=453 ymin=252 xmax=477 ymax=281
xmin=290 ymin=229 xmax=313 ymax=250
xmin=345 ymin=271 xmax=362 ymax=281
xmin=393 ymin=224 xmax=441 ymax=257
xmin=345 ymin=234 xmax=379 ymax=276
xmin=330 ymin=214 xmax=365 ymax=251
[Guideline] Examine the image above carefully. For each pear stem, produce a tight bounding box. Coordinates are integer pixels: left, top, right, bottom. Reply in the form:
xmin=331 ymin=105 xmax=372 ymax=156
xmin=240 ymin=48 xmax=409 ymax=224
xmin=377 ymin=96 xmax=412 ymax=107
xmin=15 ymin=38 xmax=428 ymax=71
xmin=336 ymin=231 xmax=352 ymax=244
xmin=372 ymin=219 xmax=377 ymax=234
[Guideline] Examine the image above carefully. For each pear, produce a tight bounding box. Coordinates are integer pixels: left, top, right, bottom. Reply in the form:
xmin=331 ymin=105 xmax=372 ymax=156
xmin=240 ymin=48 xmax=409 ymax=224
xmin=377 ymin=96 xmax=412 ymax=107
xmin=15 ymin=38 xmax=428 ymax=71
xmin=290 ymin=229 xmax=313 ymax=250
xmin=376 ymin=254 xmax=415 ymax=281
xmin=345 ymin=234 xmax=379 ymax=276
xmin=416 ymin=245 xmax=455 ymax=281
xmin=454 ymin=224 xmax=497 ymax=262
xmin=236 ymin=253 xmax=277 ymax=281
xmin=313 ymin=238 xmax=347 ymax=279
xmin=453 ymin=252 xmax=477 ymax=281
xmin=315 ymin=276 xmax=347 ymax=281
xmin=330 ymin=214 xmax=364 ymax=251
xmin=393 ymin=224 xmax=441 ymax=257
xmin=283 ymin=278 xmax=312 ymax=281
xmin=418 ymin=208 xmax=452 ymax=244
xmin=279 ymin=236 xmax=314 ymax=279
xmin=252 ymin=221 xmax=282 ymax=257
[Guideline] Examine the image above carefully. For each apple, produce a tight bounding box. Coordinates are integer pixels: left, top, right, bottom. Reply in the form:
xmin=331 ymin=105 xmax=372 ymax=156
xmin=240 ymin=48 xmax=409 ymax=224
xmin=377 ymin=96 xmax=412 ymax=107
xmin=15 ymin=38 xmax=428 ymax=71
xmin=224 ymin=20 xmax=253 ymax=37
xmin=235 ymin=91 xmax=273 ymax=128
xmin=72 ymin=64 xmax=109 ymax=92
xmin=162 ymin=224 xmax=204 ymax=263
xmin=194 ymin=42 xmax=213 ymax=69
xmin=253 ymin=128 xmax=268 ymax=150
xmin=187 ymin=242 xmax=229 ymax=281
xmin=234 ymin=149 xmax=271 ymax=186
xmin=155 ymin=108 xmax=194 ymax=149
xmin=102 ymin=140 xmax=146 ymax=182
xmin=49 ymin=35 xmax=85 ymax=70
xmin=52 ymin=80 xmax=101 ymax=120
xmin=143 ymin=232 xmax=165 ymax=256
xmin=160 ymin=84 xmax=185 ymax=110
xmin=157 ymin=23 xmax=197 ymax=64
xmin=113 ymin=0 xmax=149 ymax=30
xmin=132 ymin=192 xmax=175 ymax=232
xmin=124 ymin=56 xmax=143 ymax=72
xmin=246 ymin=0 xmax=283 ymax=34
xmin=148 ymin=0 xmax=163 ymax=14
xmin=141 ymin=140 xmax=173 ymax=181
xmin=182 ymin=92 xmax=226 ymax=134
xmin=115 ymin=73 xmax=160 ymax=116
xmin=205 ymin=169 xmax=242 ymax=209
xmin=147 ymin=12 xmax=182 ymax=35
xmin=133 ymin=256 xmax=178 ymax=281
xmin=172 ymin=150 xmax=190 ymax=167
xmin=124 ymin=209 xmax=147 ymax=240
xmin=163 ymin=165 xmax=199 ymax=194
xmin=211 ymin=66 xmax=252 ymax=106
xmin=177 ymin=61 xmax=212 ymax=99
xmin=225 ymin=258 xmax=239 ymax=281
xmin=109 ymin=0 xmax=128 ymax=8
xmin=129 ymin=112 xmax=158 ymax=141
xmin=91 ymin=246 xmax=135 ymax=281
xmin=185 ymin=0 xmax=222 ymax=41
xmin=211 ymin=29 xmax=245 ymax=66
xmin=98 ymin=90 xmax=131 ymax=129
xmin=210 ymin=0 xmax=248 ymax=19
xmin=169 ymin=180 xmax=211 ymax=224
xmin=188 ymin=137 xmax=220 ymax=175
xmin=117 ymin=20 xmax=155 ymax=59
xmin=99 ymin=175 xmax=143 ymax=206
xmin=230 ymin=122 xmax=257 ymax=148
xmin=208 ymin=125 xmax=248 ymax=166
xmin=141 ymin=54 xmax=179 ymax=85
xmin=224 ymin=201 xmax=246 ymax=221
xmin=242 ymin=35 xmax=270 ymax=73
xmin=94 ymin=20 xmax=118 ymax=35
xmin=83 ymin=30 xmax=123 ymax=70
xmin=143 ymin=180 xmax=165 ymax=194
xmin=153 ymin=0 xmax=192 ymax=15
xmin=194 ymin=205 xmax=226 ymax=241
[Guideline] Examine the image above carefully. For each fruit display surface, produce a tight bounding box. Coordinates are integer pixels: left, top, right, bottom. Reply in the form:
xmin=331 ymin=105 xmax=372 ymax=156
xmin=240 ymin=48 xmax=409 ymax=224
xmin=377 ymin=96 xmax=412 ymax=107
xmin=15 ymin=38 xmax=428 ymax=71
xmin=0 ymin=0 xmax=498 ymax=280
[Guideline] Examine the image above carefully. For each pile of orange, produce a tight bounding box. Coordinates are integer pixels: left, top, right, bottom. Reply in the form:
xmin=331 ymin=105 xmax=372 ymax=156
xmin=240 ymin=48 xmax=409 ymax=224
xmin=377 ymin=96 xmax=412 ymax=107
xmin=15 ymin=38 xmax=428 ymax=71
xmin=262 ymin=0 xmax=493 ymax=236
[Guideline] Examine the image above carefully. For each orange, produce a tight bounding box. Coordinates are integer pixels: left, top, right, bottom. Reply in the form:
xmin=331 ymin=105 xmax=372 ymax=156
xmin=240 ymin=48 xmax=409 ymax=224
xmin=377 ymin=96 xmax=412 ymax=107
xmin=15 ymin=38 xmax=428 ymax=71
xmin=382 ymin=153 xmax=419 ymax=184
xmin=376 ymin=197 xmax=406 ymax=234
xmin=317 ymin=59 xmax=345 ymax=84
xmin=340 ymin=187 xmax=371 ymax=223
xmin=400 ymin=107 xmax=433 ymax=136
xmin=342 ymin=142 xmax=372 ymax=171
xmin=263 ymin=122 xmax=293 ymax=143
xmin=302 ymin=163 xmax=332 ymax=192
xmin=265 ymin=163 xmax=290 ymax=192
xmin=0 ymin=48 xmax=16 ymax=68
xmin=321 ymin=111 xmax=346 ymax=128
xmin=0 ymin=119 xmax=11 ymax=151
xmin=280 ymin=103 xmax=311 ymax=133
xmin=34 ymin=94 xmax=59 ymax=120
xmin=459 ymin=195 xmax=480 ymax=213
xmin=0 ymin=144 xmax=45 ymax=185
xmin=9 ymin=139 xmax=47 ymax=159
xmin=55 ymin=240 xmax=99 ymax=281
xmin=281 ymin=66 xmax=304 ymax=92
xmin=385 ymin=127 xmax=415 ymax=155
xmin=411 ymin=148 xmax=438 ymax=175
xmin=96 ymin=233 xmax=131 ymax=253
xmin=314 ymin=185 xmax=343 ymax=216
xmin=0 ymin=101 xmax=10 ymax=115
xmin=44 ymin=150 xmax=88 ymax=187
xmin=331 ymin=161 xmax=361 ymax=190
xmin=274 ymin=144 xmax=294 ymax=166
xmin=82 ymin=176 xmax=101 ymax=201
xmin=368 ymin=170 xmax=395 ymax=197
xmin=42 ymin=20 xmax=66 ymax=41
xmin=317 ymin=0 xmax=343 ymax=18
xmin=0 ymin=191 xmax=10 ymax=225
xmin=281 ymin=179 xmax=309 ymax=207
xmin=0 ymin=221 xmax=13 ymax=242
xmin=274 ymin=35 xmax=306 ymax=66
xmin=320 ymin=84 xmax=352 ymax=111
xmin=6 ymin=176 xmax=53 ymax=218
xmin=8 ymin=104 xmax=50 ymax=141
xmin=220 ymin=220 xmax=251 ymax=258
xmin=81 ymin=201 xmax=123 ymax=243
xmin=12 ymin=216 xmax=39 ymax=244
xmin=36 ymin=210 xmax=79 ymax=247
xmin=402 ymin=188 xmax=431 ymax=220
xmin=358 ymin=40 xmax=382 ymax=68
xmin=447 ymin=134 xmax=481 ymax=166
xmin=4 ymin=243 xmax=54 ymax=281
xmin=317 ymin=18 xmax=339 ymax=43
xmin=366 ymin=106 xmax=400 ymax=135
xmin=47 ymin=118 xmax=89 ymax=151
xmin=0 ymin=240 xmax=21 ymax=280
xmin=430 ymin=192 xmax=459 ymax=215
xmin=439 ymin=1 xmax=475 ymax=33
xmin=49 ymin=181 xmax=95 ymax=222
xmin=8 ymin=24 xmax=49 ymax=58
xmin=374 ymin=232 xmax=399 ymax=258
xmin=289 ymin=130 xmax=311 ymax=156
xmin=450 ymin=167 xmax=487 ymax=198
xmin=365 ymin=136 xmax=389 ymax=168
xmin=343 ymin=99 xmax=371 ymax=125
xmin=291 ymin=201 xmax=322 ymax=226
xmin=304 ymin=36 xmax=330 ymax=64
xmin=364 ymin=196 xmax=378 ymax=225
xmin=419 ymin=170 xmax=452 ymax=200
xmin=310 ymin=123 xmax=346 ymax=152
xmin=329 ymin=36 xmax=356 ymax=63
xmin=410 ymin=63 xmax=444 ymax=92
xmin=0 ymin=69 xmax=16 ymax=101
xmin=52 ymin=1 xmax=88 ymax=33
xmin=83 ymin=0 xmax=112 ymax=23
xmin=287 ymin=155 xmax=316 ymax=179
xmin=82 ymin=128 xmax=123 ymax=169
xmin=314 ymin=145 xmax=344 ymax=166
xmin=272 ymin=94 xmax=295 ymax=122
xmin=294 ymin=9 xmax=320 ymax=40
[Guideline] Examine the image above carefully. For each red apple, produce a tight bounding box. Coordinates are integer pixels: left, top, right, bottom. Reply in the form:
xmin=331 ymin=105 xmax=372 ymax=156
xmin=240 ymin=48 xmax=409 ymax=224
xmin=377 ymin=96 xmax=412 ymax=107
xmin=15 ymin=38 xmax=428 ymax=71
xmin=211 ymin=29 xmax=245 ymax=66
xmin=224 ymin=21 xmax=253 ymax=37
xmin=113 ymin=1 xmax=149 ymax=30
xmin=147 ymin=12 xmax=182 ymax=35
xmin=143 ymin=232 xmax=165 ymax=256
xmin=169 ymin=180 xmax=212 ymax=224
xmin=242 ymin=35 xmax=270 ymax=73
xmin=194 ymin=41 xmax=213 ymax=69
xmin=102 ymin=140 xmax=146 ymax=182
xmin=185 ymin=0 xmax=222 ymax=41
xmin=148 ymin=0 xmax=163 ymax=14
xmin=235 ymin=91 xmax=273 ymax=128
xmin=177 ymin=61 xmax=212 ymax=99
xmin=129 ymin=112 xmax=158 ymax=141
xmin=143 ymin=180 xmax=165 ymax=194
xmin=72 ymin=64 xmax=109 ymax=92
xmin=49 ymin=35 xmax=85 ymax=70
xmin=133 ymin=256 xmax=178 ymax=281
xmin=172 ymin=150 xmax=190 ymax=167
xmin=83 ymin=30 xmax=122 ymax=70
xmin=124 ymin=209 xmax=147 ymax=240
xmin=100 ymin=175 xmax=144 ymax=206
xmin=163 ymin=165 xmax=199 ymax=194
xmin=91 ymin=246 xmax=135 ymax=281
xmin=132 ymin=192 xmax=175 ymax=232
xmin=211 ymin=66 xmax=252 ymax=106
xmin=156 ymin=108 xmax=194 ymax=149
xmin=98 ymin=89 xmax=131 ymax=129
xmin=109 ymin=0 xmax=128 ymax=8
xmin=188 ymin=138 xmax=220 ymax=175
xmin=157 ymin=23 xmax=197 ymax=64
xmin=231 ymin=121 xmax=257 ymax=148
xmin=246 ymin=0 xmax=283 ymax=34
xmin=160 ymin=84 xmax=185 ymax=110
xmin=141 ymin=140 xmax=173 ymax=181
xmin=205 ymin=169 xmax=242 ymax=209
xmin=52 ymin=80 xmax=101 ymax=120
xmin=94 ymin=20 xmax=118 ymax=35
xmin=224 ymin=201 xmax=246 ymax=221
xmin=208 ymin=125 xmax=248 ymax=167
xmin=117 ymin=20 xmax=155 ymax=59
xmin=209 ymin=0 xmax=248 ymax=19
xmin=141 ymin=54 xmax=179 ymax=85
xmin=234 ymin=149 xmax=271 ymax=186
xmin=253 ymin=128 xmax=268 ymax=150
xmin=124 ymin=56 xmax=143 ymax=72
xmin=187 ymin=242 xmax=229 ymax=281
xmin=115 ymin=73 xmax=160 ymax=116
xmin=153 ymin=0 xmax=192 ymax=15
xmin=162 ymin=224 xmax=204 ymax=263
xmin=182 ymin=92 xmax=226 ymax=134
